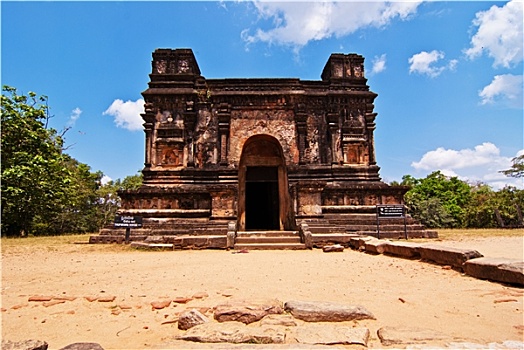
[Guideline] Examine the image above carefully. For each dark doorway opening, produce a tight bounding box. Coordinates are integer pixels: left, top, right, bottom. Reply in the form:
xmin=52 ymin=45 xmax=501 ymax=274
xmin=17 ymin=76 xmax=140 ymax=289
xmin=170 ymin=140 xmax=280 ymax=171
xmin=245 ymin=167 xmax=280 ymax=230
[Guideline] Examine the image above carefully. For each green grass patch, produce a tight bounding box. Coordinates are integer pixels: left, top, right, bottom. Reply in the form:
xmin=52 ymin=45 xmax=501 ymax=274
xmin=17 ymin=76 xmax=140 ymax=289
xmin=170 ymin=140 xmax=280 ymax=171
xmin=436 ymin=228 xmax=524 ymax=240
xmin=1 ymin=233 xmax=133 ymax=254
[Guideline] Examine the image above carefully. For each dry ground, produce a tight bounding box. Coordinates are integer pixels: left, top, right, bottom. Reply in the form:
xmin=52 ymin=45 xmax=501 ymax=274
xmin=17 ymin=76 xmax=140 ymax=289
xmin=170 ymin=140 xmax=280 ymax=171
xmin=1 ymin=230 xmax=523 ymax=349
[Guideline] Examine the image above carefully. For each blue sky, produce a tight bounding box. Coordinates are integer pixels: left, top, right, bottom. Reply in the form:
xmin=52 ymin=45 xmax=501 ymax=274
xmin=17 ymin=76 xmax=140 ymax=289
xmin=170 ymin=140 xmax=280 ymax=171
xmin=2 ymin=1 xmax=523 ymax=189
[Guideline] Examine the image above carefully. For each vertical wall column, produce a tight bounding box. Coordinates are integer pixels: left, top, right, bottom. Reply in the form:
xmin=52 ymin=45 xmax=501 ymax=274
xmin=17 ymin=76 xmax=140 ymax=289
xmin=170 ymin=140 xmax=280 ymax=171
xmin=326 ymin=112 xmax=340 ymax=165
xmin=217 ymin=103 xmax=231 ymax=166
xmin=295 ymin=106 xmax=307 ymax=165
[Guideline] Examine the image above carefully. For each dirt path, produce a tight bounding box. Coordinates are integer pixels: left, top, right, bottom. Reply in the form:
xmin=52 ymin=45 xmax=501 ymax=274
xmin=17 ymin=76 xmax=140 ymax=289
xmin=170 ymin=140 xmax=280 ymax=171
xmin=1 ymin=237 xmax=523 ymax=349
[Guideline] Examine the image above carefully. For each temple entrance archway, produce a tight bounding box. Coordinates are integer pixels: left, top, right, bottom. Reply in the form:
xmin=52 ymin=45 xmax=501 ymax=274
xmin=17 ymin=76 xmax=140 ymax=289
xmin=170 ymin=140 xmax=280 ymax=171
xmin=238 ymin=135 xmax=294 ymax=231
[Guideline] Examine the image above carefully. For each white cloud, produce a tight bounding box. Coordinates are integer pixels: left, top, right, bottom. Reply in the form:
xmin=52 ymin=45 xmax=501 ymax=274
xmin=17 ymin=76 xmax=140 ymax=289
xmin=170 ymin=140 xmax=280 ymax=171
xmin=101 ymin=175 xmax=112 ymax=185
xmin=242 ymin=1 xmax=421 ymax=50
xmin=408 ymin=50 xmax=456 ymax=78
xmin=371 ymin=54 xmax=387 ymax=75
xmin=103 ymin=99 xmax=144 ymax=131
xmin=411 ymin=143 xmax=523 ymax=189
xmin=479 ymin=74 xmax=523 ymax=108
xmin=464 ymin=0 xmax=523 ymax=68
xmin=67 ymin=107 xmax=82 ymax=127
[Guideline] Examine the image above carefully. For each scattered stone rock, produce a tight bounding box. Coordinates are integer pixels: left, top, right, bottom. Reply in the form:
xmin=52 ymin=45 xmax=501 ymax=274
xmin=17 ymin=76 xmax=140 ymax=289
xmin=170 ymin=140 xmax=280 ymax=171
xmin=494 ymin=298 xmax=518 ymax=303
xmin=11 ymin=303 xmax=28 ymax=310
xmin=42 ymin=300 xmax=66 ymax=307
xmin=1 ymin=340 xmax=48 ymax=350
xmin=84 ymin=296 xmax=98 ymax=302
xmin=173 ymin=297 xmax=193 ymax=304
xmin=53 ymin=296 xmax=77 ymax=301
xmin=177 ymin=322 xmax=285 ymax=344
xmin=377 ymin=326 xmax=451 ymax=346
xmin=418 ymin=244 xmax=483 ymax=269
xmin=28 ymin=296 xmax=53 ymax=302
xmin=294 ymin=324 xmax=369 ymax=346
xmin=59 ymin=343 xmax=104 ymax=350
xmin=118 ymin=304 xmax=133 ymax=310
xmin=178 ymin=309 xmax=210 ymax=330
xmin=284 ymin=300 xmax=375 ymax=322
xmin=151 ymin=300 xmax=171 ymax=310
xmin=214 ymin=299 xmax=284 ymax=324
xmin=260 ymin=314 xmax=297 ymax=327
xmin=463 ymin=258 xmax=524 ymax=286
xmin=192 ymin=292 xmax=209 ymax=299
xmin=322 ymin=244 xmax=344 ymax=253
xmin=97 ymin=295 xmax=116 ymax=303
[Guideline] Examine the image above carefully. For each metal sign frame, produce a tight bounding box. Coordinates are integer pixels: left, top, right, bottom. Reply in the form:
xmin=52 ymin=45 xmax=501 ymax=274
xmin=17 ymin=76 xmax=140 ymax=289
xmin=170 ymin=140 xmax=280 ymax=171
xmin=114 ymin=215 xmax=143 ymax=243
xmin=376 ymin=205 xmax=407 ymax=239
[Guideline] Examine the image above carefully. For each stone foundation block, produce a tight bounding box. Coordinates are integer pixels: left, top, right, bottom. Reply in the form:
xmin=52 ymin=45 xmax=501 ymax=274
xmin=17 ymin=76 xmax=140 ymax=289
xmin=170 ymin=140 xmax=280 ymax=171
xmin=463 ymin=258 xmax=524 ymax=286
xmin=382 ymin=241 xmax=421 ymax=259
xmin=418 ymin=244 xmax=483 ymax=269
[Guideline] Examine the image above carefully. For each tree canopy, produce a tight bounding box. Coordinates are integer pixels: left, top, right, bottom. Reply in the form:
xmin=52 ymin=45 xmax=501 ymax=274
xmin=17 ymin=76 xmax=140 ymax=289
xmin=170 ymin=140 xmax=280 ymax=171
xmin=1 ymin=86 xmax=142 ymax=237
xmin=398 ymin=171 xmax=523 ymax=229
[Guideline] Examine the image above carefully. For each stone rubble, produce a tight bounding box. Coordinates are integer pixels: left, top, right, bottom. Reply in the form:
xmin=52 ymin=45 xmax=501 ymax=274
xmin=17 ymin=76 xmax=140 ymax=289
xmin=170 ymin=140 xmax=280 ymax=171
xmin=214 ymin=299 xmax=284 ymax=324
xmin=178 ymin=309 xmax=210 ymax=330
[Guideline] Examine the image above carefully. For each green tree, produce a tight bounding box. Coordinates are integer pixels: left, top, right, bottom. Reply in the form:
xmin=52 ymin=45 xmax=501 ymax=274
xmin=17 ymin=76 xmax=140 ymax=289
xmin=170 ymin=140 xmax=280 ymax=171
xmin=1 ymin=86 xmax=72 ymax=236
xmin=500 ymin=154 xmax=524 ymax=178
xmin=403 ymin=171 xmax=471 ymax=228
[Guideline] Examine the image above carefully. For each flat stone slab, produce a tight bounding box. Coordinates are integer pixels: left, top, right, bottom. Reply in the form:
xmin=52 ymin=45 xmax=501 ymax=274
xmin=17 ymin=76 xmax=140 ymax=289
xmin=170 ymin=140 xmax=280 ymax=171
xmin=284 ymin=300 xmax=375 ymax=322
xmin=364 ymin=239 xmax=388 ymax=254
xmin=214 ymin=299 xmax=283 ymax=324
xmin=293 ymin=324 xmax=370 ymax=346
xmin=463 ymin=257 xmax=524 ymax=286
xmin=377 ymin=326 xmax=453 ymax=346
xmin=418 ymin=244 xmax=483 ymax=269
xmin=177 ymin=321 xmax=285 ymax=344
xmin=382 ymin=241 xmax=421 ymax=259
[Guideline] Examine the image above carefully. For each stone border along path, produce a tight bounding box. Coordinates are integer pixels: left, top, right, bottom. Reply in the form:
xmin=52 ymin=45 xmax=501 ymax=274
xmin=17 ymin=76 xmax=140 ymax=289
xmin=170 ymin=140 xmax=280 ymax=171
xmin=347 ymin=236 xmax=524 ymax=287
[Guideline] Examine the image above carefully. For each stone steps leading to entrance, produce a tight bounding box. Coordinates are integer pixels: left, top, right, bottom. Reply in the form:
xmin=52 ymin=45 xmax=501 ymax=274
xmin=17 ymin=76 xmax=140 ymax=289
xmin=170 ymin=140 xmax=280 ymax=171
xmin=234 ymin=231 xmax=306 ymax=250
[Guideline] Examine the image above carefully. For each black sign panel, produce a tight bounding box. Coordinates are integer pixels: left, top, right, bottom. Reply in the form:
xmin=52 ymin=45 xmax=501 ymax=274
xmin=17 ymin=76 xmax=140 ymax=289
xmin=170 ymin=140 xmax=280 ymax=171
xmin=377 ymin=205 xmax=405 ymax=218
xmin=114 ymin=215 xmax=143 ymax=228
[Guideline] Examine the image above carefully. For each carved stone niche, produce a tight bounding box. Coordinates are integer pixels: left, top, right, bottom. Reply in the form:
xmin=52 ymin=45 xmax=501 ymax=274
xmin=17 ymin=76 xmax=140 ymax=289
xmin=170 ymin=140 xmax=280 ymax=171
xmin=156 ymin=143 xmax=183 ymax=167
xmin=345 ymin=143 xmax=369 ymax=165
xmin=208 ymin=185 xmax=237 ymax=220
xmin=296 ymin=181 xmax=326 ymax=218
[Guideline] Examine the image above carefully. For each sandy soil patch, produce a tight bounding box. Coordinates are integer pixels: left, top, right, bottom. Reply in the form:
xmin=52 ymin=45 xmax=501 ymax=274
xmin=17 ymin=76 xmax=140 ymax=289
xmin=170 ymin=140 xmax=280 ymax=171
xmin=1 ymin=236 xmax=523 ymax=349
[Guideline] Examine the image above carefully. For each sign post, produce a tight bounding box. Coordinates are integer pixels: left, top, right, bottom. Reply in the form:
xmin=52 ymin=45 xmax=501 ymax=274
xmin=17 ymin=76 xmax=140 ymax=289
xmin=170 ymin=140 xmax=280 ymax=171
xmin=114 ymin=216 xmax=143 ymax=243
xmin=376 ymin=205 xmax=407 ymax=239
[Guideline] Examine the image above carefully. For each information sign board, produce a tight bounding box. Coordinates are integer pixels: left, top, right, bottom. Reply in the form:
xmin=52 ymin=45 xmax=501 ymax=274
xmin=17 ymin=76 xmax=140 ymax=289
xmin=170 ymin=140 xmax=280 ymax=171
xmin=114 ymin=215 xmax=143 ymax=228
xmin=377 ymin=205 xmax=405 ymax=218
xmin=376 ymin=205 xmax=407 ymax=239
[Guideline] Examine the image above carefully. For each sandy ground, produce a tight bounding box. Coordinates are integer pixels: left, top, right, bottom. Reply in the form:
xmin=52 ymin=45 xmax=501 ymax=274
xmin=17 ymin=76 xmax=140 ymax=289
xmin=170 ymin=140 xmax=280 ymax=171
xmin=1 ymin=236 xmax=523 ymax=349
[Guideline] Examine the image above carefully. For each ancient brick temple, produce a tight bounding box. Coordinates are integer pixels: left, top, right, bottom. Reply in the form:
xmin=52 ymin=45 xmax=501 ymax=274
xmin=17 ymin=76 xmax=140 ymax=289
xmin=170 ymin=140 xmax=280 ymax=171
xmin=95 ymin=48 xmax=433 ymax=248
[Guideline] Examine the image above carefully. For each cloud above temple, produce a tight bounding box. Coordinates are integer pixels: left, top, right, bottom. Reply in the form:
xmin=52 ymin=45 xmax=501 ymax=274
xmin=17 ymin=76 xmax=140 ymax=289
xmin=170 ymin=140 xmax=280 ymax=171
xmin=370 ymin=54 xmax=387 ymax=75
xmin=411 ymin=142 xmax=523 ymax=189
xmin=464 ymin=0 xmax=523 ymax=68
xmin=408 ymin=50 xmax=457 ymax=78
xmin=479 ymin=74 xmax=523 ymax=108
xmin=241 ymin=1 xmax=421 ymax=50
xmin=67 ymin=107 xmax=82 ymax=127
xmin=103 ymin=99 xmax=144 ymax=131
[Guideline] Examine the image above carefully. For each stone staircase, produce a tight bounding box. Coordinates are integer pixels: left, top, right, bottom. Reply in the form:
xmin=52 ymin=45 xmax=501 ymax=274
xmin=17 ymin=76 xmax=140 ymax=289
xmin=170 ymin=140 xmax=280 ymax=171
xmin=234 ymin=231 xmax=307 ymax=250
xmin=304 ymin=211 xmax=437 ymax=241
